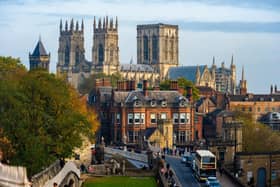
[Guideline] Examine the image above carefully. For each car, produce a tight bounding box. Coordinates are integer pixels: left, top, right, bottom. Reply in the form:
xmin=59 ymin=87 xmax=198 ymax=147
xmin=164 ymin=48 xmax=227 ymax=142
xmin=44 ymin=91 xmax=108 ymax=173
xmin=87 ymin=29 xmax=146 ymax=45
xmin=206 ymin=177 xmax=221 ymax=187
xmin=181 ymin=155 xmax=187 ymax=163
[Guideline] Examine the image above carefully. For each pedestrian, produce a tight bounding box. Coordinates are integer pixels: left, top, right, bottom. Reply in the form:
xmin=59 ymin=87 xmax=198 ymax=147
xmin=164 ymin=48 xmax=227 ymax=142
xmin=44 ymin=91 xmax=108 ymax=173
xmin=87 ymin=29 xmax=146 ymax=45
xmin=219 ymin=167 xmax=223 ymax=176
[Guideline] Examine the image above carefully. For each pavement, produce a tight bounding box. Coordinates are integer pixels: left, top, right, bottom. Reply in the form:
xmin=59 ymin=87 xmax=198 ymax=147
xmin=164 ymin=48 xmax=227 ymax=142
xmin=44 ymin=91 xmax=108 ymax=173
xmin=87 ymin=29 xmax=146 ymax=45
xmin=165 ymin=155 xmax=237 ymax=187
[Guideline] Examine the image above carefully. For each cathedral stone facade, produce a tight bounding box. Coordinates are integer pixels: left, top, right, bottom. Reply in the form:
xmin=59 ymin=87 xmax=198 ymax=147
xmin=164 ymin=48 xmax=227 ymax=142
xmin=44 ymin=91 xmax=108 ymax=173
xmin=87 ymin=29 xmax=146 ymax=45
xmin=168 ymin=56 xmax=237 ymax=94
xmin=56 ymin=17 xmax=179 ymax=89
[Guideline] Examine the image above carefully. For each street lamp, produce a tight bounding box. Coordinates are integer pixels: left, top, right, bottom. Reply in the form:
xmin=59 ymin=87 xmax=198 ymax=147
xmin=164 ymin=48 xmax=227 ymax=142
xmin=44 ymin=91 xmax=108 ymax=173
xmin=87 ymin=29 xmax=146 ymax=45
xmin=173 ymin=133 xmax=177 ymax=146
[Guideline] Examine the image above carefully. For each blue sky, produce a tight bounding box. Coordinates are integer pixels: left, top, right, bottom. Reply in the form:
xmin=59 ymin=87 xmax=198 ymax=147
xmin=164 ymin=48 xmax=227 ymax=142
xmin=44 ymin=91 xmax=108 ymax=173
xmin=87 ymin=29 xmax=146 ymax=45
xmin=0 ymin=0 xmax=279 ymax=93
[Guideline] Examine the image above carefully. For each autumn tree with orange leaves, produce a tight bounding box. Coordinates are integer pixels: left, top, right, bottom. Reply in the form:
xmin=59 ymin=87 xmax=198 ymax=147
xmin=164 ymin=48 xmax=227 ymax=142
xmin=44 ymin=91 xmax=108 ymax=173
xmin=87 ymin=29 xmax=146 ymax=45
xmin=0 ymin=56 xmax=99 ymax=176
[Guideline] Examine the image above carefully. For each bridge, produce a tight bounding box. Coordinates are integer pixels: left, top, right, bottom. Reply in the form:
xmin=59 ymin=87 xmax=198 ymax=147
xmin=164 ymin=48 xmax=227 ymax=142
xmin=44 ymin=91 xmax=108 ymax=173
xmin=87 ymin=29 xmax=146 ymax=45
xmin=0 ymin=161 xmax=80 ymax=187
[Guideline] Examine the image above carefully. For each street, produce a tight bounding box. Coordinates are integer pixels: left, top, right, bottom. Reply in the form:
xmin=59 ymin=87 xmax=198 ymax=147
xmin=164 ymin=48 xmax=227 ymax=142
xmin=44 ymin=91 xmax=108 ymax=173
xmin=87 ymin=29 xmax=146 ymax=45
xmin=165 ymin=155 xmax=202 ymax=187
xmin=165 ymin=155 xmax=237 ymax=187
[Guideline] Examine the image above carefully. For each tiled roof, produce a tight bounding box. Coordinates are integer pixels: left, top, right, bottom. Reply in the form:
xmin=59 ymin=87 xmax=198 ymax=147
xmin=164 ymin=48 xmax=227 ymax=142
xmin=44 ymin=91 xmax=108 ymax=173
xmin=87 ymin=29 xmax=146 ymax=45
xmin=229 ymin=94 xmax=280 ymax=102
xmin=168 ymin=65 xmax=206 ymax=82
xmin=125 ymin=90 xmax=186 ymax=104
xmin=31 ymin=40 xmax=48 ymax=56
xmin=120 ymin=64 xmax=155 ymax=72
xmin=113 ymin=90 xmax=189 ymax=106
xmin=113 ymin=91 xmax=130 ymax=103
xmin=98 ymin=87 xmax=113 ymax=103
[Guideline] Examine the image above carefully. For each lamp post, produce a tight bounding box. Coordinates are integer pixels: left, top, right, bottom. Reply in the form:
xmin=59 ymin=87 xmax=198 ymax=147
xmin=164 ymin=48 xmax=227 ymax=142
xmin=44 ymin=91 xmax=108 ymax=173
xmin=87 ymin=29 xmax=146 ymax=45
xmin=173 ymin=134 xmax=177 ymax=146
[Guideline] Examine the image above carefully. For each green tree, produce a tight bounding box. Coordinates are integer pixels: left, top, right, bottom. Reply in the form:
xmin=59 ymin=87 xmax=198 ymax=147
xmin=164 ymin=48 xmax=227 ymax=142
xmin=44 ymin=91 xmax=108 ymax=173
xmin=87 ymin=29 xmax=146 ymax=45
xmin=0 ymin=57 xmax=97 ymax=176
xmin=159 ymin=77 xmax=200 ymax=100
xmin=235 ymin=111 xmax=280 ymax=152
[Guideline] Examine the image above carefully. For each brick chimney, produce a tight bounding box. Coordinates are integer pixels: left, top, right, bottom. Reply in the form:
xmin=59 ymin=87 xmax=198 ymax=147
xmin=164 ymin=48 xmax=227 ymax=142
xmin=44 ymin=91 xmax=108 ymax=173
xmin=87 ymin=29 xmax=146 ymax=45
xmin=129 ymin=80 xmax=136 ymax=91
xmin=170 ymin=80 xmax=178 ymax=90
xmin=143 ymin=80 xmax=148 ymax=96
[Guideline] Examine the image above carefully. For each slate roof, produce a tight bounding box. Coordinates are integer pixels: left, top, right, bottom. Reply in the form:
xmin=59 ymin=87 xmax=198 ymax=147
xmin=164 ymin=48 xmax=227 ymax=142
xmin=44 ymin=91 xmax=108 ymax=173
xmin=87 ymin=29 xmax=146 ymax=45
xmin=98 ymin=87 xmax=113 ymax=103
xmin=120 ymin=64 xmax=155 ymax=73
xmin=229 ymin=94 xmax=280 ymax=102
xmin=168 ymin=65 xmax=206 ymax=82
xmin=144 ymin=127 xmax=158 ymax=139
xmin=125 ymin=90 xmax=186 ymax=104
xmin=113 ymin=90 xmax=189 ymax=106
xmin=31 ymin=40 xmax=48 ymax=56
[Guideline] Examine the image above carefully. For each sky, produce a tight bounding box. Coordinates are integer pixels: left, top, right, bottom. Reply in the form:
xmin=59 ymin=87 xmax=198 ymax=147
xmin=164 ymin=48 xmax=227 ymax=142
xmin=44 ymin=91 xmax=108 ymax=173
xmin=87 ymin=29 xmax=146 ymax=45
xmin=0 ymin=0 xmax=279 ymax=93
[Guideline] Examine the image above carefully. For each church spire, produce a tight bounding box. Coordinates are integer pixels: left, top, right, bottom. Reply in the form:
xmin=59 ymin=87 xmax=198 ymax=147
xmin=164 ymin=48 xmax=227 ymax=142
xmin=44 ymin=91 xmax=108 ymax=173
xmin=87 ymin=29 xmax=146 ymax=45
xmin=70 ymin=18 xmax=74 ymax=31
xmin=115 ymin=16 xmax=118 ymax=30
xmin=241 ymin=65 xmax=245 ymax=81
xmin=106 ymin=16 xmax=108 ymax=29
xmin=231 ymin=54 xmax=234 ymax=65
xmin=239 ymin=65 xmax=247 ymax=95
xmin=65 ymin=20 xmax=68 ymax=31
xmin=93 ymin=17 xmax=96 ymax=31
xmin=75 ymin=20 xmax=79 ymax=31
xmin=81 ymin=19 xmax=84 ymax=31
xmin=98 ymin=18 xmax=101 ymax=29
xmin=60 ymin=19 xmax=62 ymax=32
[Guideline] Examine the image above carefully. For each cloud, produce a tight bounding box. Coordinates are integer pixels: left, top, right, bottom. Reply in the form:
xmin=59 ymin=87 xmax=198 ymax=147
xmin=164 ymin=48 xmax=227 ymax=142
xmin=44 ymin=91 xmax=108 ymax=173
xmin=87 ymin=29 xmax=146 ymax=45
xmin=180 ymin=21 xmax=280 ymax=33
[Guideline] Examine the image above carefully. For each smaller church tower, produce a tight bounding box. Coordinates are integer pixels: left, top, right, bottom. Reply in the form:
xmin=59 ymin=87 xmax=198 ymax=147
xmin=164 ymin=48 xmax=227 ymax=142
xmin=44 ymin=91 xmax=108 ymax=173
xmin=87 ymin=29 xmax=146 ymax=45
xmin=92 ymin=16 xmax=119 ymax=75
xmin=230 ymin=55 xmax=236 ymax=94
xmin=239 ymin=66 xmax=247 ymax=95
xmin=29 ymin=37 xmax=50 ymax=72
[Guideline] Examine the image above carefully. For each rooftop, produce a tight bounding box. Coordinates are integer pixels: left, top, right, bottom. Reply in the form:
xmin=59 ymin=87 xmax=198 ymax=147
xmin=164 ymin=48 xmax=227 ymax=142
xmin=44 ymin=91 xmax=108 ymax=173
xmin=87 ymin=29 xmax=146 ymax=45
xmin=31 ymin=39 xmax=48 ymax=56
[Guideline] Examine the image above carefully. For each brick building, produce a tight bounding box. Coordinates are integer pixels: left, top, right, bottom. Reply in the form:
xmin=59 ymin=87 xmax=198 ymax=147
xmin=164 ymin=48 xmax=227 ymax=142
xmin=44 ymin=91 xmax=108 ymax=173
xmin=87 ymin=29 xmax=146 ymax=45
xmin=90 ymin=80 xmax=202 ymax=149
xmin=204 ymin=109 xmax=242 ymax=166
xmin=227 ymin=94 xmax=280 ymax=121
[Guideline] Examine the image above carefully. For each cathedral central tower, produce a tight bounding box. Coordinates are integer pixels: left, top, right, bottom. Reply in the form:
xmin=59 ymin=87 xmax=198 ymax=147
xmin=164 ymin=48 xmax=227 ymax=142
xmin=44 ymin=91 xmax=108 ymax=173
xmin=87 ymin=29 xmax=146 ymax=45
xmin=137 ymin=23 xmax=179 ymax=80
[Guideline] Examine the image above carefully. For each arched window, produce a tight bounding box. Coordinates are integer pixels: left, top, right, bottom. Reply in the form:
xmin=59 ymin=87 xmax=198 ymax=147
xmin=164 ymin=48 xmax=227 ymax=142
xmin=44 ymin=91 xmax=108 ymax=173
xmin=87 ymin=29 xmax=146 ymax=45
xmin=170 ymin=36 xmax=174 ymax=61
xmin=98 ymin=44 xmax=104 ymax=64
xmin=165 ymin=36 xmax=168 ymax=60
xmin=152 ymin=35 xmax=158 ymax=61
xmin=110 ymin=46 xmax=114 ymax=62
xmin=143 ymin=35 xmax=149 ymax=61
xmin=64 ymin=45 xmax=70 ymax=66
xmin=75 ymin=46 xmax=80 ymax=65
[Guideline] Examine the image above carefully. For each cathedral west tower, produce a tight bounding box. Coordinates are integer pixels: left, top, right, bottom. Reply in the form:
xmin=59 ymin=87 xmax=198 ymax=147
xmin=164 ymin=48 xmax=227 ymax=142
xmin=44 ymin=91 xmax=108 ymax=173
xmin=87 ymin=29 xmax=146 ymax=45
xmin=92 ymin=16 xmax=119 ymax=75
xmin=57 ymin=19 xmax=91 ymax=88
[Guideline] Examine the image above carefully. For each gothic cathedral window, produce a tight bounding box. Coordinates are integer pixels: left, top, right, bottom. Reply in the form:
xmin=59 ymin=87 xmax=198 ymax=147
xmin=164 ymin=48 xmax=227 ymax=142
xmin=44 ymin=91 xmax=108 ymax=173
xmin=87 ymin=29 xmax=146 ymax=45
xmin=75 ymin=46 xmax=80 ymax=65
xmin=98 ymin=44 xmax=104 ymax=64
xmin=152 ymin=35 xmax=158 ymax=61
xmin=65 ymin=45 xmax=70 ymax=66
xmin=143 ymin=35 xmax=149 ymax=61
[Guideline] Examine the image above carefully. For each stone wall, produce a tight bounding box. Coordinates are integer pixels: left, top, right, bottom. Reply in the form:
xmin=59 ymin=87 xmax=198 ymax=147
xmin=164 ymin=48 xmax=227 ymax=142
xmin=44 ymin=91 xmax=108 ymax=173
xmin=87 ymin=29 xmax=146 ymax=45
xmin=0 ymin=163 xmax=30 ymax=187
xmin=31 ymin=160 xmax=61 ymax=187
xmin=104 ymin=147 xmax=148 ymax=163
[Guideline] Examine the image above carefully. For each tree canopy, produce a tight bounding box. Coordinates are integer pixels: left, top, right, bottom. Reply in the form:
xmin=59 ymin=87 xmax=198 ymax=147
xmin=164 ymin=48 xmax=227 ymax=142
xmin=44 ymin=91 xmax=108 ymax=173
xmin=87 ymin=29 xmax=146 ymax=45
xmin=159 ymin=77 xmax=200 ymax=101
xmin=0 ymin=56 xmax=99 ymax=176
xmin=235 ymin=111 xmax=280 ymax=152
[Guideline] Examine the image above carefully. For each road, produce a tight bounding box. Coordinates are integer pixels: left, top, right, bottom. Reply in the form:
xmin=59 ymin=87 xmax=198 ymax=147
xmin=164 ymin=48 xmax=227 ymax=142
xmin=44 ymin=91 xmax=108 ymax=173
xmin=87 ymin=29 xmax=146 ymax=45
xmin=165 ymin=155 xmax=202 ymax=187
xmin=165 ymin=155 xmax=237 ymax=187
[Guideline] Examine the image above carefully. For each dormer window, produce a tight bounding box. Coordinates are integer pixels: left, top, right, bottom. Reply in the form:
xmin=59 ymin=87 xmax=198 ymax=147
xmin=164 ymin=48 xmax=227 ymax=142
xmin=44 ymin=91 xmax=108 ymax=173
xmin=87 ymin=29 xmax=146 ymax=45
xmin=134 ymin=100 xmax=141 ymax=107
xmin=151 ymin=100 xmax=156 ymax=107
xmin=161 ymin=100 xmax=167 ymax=107
xmin=180 ymin=99 xmax=186 ymax=107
